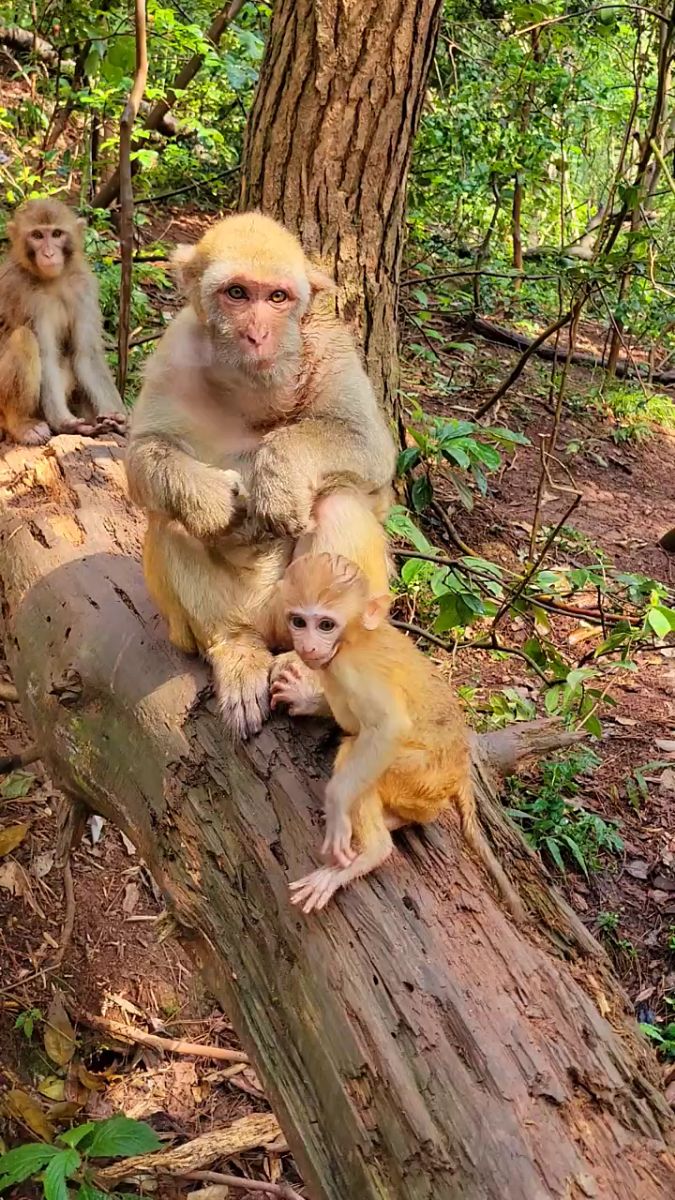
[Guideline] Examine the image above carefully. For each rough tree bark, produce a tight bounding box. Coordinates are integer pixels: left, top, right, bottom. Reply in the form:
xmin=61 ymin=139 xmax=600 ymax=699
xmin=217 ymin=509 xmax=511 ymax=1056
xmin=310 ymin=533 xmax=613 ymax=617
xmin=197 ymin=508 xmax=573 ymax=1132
xmin=0 ymin=438 xmax=673 ymax=1199
xmin=239 ymin=0 xmax=443 ymax=410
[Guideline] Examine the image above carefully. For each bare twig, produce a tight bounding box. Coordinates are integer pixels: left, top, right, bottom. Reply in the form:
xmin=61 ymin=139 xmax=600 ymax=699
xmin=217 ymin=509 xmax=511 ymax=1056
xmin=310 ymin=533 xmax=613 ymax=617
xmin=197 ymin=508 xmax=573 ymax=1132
xmin=391 ymin=620 xmax=552 ymax=684
xmin=78 ymin=1010 xmax=249 ymax=1063
xmin=431 ymin=499 xmax=477 ymax=556
xmin=117 ymin=0 xmax=148 ymax=398
xmin=493 ymin=493 xmax=581 ymax=631
xmin=474 ymin=300 xmax=583 ymax=420
xmin=50 ymin=860 xmax=75 ymax=967
xmin=180 ymin=1170 xmax=305 ymax=1199
xmin=135 ymin=163 xmax=240 ymax=206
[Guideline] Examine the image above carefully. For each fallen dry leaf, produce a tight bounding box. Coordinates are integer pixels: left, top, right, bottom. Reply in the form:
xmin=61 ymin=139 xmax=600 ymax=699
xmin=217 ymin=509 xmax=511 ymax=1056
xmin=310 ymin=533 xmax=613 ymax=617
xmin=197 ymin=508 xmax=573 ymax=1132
xmin=0 ymin=860 xmax=45 ymax=917
xmin=77 ymin=1063 xmax=106 ymax=1092
xmin=655 ymin=739 xmax=675 ymax=754
xmin=38 ymin=1076 xmax=65 ymax=1101
xmin=122 ymin=881 xmax=140 ymax=915
xmin=659 ymin=768 xmax=675 ymax=794
xmin=47 ymin=1101 xmax=82 ymax=1121
xmin=3 ymin=1089 xmax=53 ymax=1142
xmin=0 ymin=822 xmax=30 ymax=857
xmin=613 ymin=716 xmax=637 ymax=727
xmin=625 ymin=859 xmax=650 ymax=881
xmin=32 ymin=850 xmax=55 ymax=879
xmin=44 ymin=992 xmax=76 ymax=1067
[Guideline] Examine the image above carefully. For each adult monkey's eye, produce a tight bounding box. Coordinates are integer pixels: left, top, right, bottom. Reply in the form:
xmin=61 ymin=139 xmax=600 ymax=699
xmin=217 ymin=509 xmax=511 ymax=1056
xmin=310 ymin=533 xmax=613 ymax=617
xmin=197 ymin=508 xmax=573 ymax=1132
xmin=226 ymin=284 xmax=247 ymax=300
xmin=269 ymin=289 xmax=288 ymax=304
xmin=318 ymin=618 xmax=336 ymax=633
xmin=290 ymin=615 xmax=307 ymax=629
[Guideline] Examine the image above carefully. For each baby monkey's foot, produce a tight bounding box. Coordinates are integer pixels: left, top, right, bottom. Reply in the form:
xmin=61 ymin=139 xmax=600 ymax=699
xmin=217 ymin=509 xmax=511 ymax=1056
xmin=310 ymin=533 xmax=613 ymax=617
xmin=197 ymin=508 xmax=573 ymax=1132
xmin=270 ymin=661 xmax=319 ymax=716
xmin=321 ymin=810 xmax=356 ymax=869
xmin=289 ymin=865 xmax=346 ymax=913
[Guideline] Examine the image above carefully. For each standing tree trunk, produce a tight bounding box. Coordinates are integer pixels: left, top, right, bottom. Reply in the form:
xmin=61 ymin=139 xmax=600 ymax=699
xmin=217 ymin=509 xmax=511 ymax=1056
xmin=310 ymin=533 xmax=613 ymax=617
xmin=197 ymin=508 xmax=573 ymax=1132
xmin=239 ymin=0 xmax=443 ymax=411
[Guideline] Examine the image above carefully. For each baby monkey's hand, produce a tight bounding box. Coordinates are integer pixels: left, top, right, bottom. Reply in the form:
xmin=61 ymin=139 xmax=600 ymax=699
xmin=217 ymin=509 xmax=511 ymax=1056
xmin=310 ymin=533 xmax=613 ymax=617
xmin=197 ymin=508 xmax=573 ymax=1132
xmin=270 ymin=661 xmax=318 ymax=716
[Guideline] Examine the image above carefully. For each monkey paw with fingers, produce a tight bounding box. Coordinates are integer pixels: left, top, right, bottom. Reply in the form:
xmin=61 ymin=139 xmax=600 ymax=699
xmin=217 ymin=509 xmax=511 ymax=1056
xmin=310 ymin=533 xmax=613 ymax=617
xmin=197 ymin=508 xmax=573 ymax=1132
xmin=270 ymin=659 xmax=322 ymax=716
xmin=94 ymin=411 xmax=127 ymax=433
xmin=212 ymin=642 xmax=273 ymax=740
xmin=184 ymin=469 xmax=248 ymax=541
xmin=18 ymin=421 xmax=51 ymax=446
xmin=289 ymin=865 xmax=347 ymax=913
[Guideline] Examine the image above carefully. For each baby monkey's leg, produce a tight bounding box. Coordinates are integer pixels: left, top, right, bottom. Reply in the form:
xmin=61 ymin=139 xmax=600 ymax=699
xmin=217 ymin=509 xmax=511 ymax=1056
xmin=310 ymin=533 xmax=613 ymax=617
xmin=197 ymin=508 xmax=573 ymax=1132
xmin=290 ymin=793 xmax=401 ymax=914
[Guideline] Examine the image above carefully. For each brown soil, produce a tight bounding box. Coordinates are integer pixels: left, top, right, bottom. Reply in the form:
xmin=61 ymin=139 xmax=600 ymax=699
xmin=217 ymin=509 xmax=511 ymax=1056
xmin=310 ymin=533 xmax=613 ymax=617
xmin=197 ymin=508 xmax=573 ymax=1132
xmin=398 ymin=321 xmax=675 ymax=1051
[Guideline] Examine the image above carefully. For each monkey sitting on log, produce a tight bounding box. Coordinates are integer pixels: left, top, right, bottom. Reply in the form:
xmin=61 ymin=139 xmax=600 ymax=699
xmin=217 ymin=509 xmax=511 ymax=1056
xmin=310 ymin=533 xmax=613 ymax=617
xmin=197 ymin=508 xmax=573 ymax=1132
xmin=0 ymin=198 xmax=126 ymax=445
xmin=271 ymin=553 xmax=524 ymax=920
xmin=126 ymin=212 xmax=395 ymax=739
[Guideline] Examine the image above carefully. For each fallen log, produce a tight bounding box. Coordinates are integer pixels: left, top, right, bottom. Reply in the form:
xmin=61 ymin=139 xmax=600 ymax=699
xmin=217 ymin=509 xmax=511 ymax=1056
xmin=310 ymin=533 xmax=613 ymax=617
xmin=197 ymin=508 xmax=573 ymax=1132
xmin=0 ymin=436 xmax=673 ymax=1200
xmin=472 ymin=314 xmax=675 ymax=385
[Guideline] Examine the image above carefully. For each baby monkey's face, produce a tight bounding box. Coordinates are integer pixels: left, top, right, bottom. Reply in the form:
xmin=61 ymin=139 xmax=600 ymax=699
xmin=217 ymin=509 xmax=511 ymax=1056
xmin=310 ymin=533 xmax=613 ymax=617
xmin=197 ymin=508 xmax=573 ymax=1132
xmin=286 ymin=606 xmax=343 ymax=669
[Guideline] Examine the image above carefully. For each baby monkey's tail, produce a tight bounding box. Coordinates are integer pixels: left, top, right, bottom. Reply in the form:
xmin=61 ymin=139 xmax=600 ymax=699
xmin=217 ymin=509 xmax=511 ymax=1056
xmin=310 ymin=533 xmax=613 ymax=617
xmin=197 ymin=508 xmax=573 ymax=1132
xmin=456 ymin=778 xmax=525 ymax=923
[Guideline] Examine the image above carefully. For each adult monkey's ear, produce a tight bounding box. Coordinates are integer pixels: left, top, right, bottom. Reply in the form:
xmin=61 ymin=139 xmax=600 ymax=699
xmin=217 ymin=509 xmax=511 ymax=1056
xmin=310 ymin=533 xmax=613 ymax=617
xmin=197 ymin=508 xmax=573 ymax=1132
xmin=306 ymin=262 xmax=337 ymax=295
xmin=171 ymin=243 xmax=201 ymax=295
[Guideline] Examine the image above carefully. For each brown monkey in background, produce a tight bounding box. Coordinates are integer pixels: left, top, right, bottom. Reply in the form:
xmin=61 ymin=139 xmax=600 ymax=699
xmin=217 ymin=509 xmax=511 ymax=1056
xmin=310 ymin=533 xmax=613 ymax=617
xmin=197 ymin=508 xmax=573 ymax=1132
xmin=272 ymin=553 xmax=524 ymax=920
xmin=0 ymin=198 xmax=126 ymax=444
xmin=126 ymin=212 xmax=395 ymax=739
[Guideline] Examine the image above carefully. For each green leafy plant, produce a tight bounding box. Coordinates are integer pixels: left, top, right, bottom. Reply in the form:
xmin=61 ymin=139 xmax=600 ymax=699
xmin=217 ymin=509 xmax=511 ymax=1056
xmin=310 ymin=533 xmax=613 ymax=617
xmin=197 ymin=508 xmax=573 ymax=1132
xmin=641 ymin=1016 xmax=675 ymax=1059
xmin=14 ymin=1007 xmax=43 ymax=1040
xmin=398 ymin=409 xmax=529 ymax=514
xmin=0 ymin=1114 xmax=160 ymax=1199
xmin=507 ymin=748 xmax=623 ymax=874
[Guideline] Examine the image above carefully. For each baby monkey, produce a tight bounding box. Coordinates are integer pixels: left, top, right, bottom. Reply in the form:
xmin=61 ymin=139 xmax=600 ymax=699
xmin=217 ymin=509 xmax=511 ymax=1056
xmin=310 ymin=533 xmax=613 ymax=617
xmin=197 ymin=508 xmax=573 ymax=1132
xmin=272 ymin=553 xmax=524 ymax=920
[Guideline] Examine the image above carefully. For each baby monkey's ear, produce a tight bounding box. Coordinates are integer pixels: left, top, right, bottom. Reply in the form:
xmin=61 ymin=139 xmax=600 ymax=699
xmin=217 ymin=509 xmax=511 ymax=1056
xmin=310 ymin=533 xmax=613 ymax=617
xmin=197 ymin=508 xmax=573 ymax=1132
xmin=362 ymin=593 xmax=391 ymax=631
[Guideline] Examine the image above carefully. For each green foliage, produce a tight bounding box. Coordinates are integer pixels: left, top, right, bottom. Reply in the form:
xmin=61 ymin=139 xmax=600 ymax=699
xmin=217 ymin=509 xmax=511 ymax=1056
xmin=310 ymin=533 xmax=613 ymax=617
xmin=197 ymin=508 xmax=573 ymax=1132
xmin=399 ymin=409 xmax=529 ymax=513
xmin=0 ymin=1115 xmax=161 ymax=1199
xmin=591 ymin=384 xmax=675 ymax=444
xmin=15 ymin=1007 xmax=43 ymax=1039
xmin=641 ymin=1019 xmax=675 ymax=1059
xmin=507 ymin=748 xmax=624 ymax=874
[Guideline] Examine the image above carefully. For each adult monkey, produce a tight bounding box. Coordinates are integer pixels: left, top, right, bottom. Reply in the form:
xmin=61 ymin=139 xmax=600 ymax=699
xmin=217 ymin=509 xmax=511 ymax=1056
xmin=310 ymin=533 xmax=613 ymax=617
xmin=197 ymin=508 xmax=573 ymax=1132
xmin=0 ymin=198 xmax=125 ymax=443
xmin=126 ymin=212 xmax=396 ymax=738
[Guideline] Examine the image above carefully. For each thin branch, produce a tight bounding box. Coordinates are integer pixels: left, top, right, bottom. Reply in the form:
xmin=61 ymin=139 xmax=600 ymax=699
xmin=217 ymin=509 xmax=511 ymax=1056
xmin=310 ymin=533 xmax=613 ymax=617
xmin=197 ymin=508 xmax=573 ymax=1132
xmin=474 ymin=300 xmax=583 ymax=420
xmin=117 ymin=0 xmax=148 ymax=398
xmin=516 ymin=5 xmax=668 ymax=37
xmin=391 ymin=621 xmax=552 ymax=685
xmin=492 ymin=494 xmax=582 ymax=631
xmin=78 ymin=1010 xmax=250 ymax=1063
xmin=179 ymin=1170 xmax=305 ymax=1200
xmin=135 ymin=163 xmax=240 ymax=206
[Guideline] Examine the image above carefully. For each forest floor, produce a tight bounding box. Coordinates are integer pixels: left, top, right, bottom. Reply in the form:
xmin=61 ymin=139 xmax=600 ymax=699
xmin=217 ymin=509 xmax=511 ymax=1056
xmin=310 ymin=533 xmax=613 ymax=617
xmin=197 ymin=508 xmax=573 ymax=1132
xmin=2 ymin=211 xmax=675 ymax=1189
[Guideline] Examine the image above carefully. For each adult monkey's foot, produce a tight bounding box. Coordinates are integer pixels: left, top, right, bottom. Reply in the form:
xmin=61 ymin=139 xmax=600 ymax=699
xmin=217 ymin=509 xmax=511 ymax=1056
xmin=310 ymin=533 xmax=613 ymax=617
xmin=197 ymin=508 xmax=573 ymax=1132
xmin=210 ymin=638 xmax=273 ymax=739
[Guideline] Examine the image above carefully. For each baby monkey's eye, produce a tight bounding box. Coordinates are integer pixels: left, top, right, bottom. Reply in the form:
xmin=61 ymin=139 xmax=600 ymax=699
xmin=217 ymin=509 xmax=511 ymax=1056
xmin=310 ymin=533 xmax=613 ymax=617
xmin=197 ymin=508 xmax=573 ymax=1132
xmin=32 ymin=230 xmax=44 ymax=240
xmin=226 ymin=284 xmax=247 ymax=300
xmin=52 ymin=229 xmax=63 ymax=238
xmin=290 ymin=615 xmax=306 ymax=629
xmin=318 ymin=618 xmax=336 ymax=633
xmin=269 ymin=289 xmax=288 ymax=304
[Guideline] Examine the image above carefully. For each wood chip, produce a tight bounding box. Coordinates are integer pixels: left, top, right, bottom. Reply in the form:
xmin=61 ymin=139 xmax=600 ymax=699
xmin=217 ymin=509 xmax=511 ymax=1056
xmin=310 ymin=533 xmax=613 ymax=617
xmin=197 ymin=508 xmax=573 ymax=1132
xmin=97 ymin=1113 xmax=282 ymax=1184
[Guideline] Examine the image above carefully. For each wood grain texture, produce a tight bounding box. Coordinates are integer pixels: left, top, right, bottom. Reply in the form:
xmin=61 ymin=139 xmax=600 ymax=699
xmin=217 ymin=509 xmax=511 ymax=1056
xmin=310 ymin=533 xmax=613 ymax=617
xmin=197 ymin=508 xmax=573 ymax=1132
xmin=0 ymin=436 xmax=673 ymax=1200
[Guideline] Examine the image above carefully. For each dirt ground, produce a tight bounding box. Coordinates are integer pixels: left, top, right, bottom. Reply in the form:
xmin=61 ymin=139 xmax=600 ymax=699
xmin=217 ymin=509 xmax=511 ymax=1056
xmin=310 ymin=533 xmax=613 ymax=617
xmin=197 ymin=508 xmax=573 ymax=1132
xmin=398 ymin=324 xmax=675 ymax=1032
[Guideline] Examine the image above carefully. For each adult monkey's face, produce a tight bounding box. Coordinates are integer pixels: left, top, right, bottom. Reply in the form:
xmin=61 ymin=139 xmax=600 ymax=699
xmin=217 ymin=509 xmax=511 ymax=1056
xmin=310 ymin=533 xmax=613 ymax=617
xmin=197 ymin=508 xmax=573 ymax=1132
xmin=172 ymin=212 xmax=334 ymax=376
